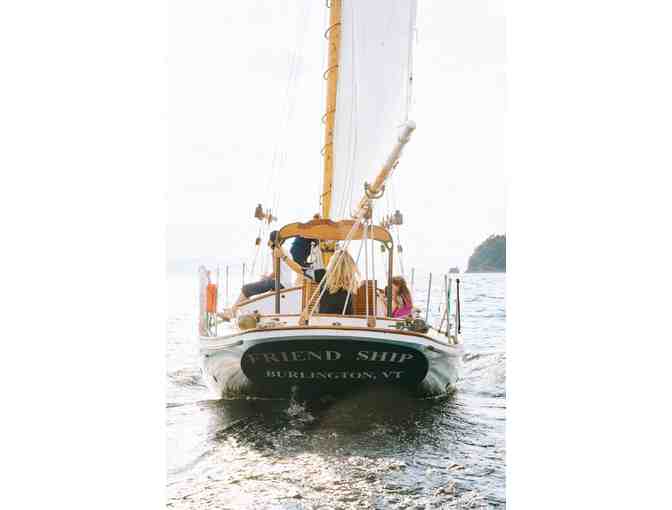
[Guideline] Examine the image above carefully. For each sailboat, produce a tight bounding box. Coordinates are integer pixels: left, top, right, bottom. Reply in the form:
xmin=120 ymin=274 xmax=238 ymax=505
xmin=198 ymin=0 xmax=463 ymax=399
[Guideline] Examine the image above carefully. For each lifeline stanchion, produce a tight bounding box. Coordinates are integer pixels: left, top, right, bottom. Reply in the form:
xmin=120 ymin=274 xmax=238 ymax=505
xmin=456 ymin=278 xmax=461 ymax=334
xmin=438 ymin=274 xmax=453 ymax=337
xmin=216 ymin=265 xmax=221 ymax=321
xmin=242 ymin=262 xmax=246 ymax=287
xmin=225 ymin=265 xmax=230 ymax=307
xmin=446 ymin=276 xmax=452 ymax=337
xmin=425 ymin=272 xmax=433 ymax=323
xmin=437 ymin=274 xmax=445 ymax=330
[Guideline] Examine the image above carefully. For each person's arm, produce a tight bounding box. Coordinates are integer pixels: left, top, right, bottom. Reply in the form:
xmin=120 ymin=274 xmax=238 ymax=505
xmin=273 ymin=246 xmax=304 ymax=276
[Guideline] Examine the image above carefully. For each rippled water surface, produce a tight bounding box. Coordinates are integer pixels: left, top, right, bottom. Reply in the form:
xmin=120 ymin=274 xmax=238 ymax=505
xmin=167 ymin=272 xmax=505 ymax=509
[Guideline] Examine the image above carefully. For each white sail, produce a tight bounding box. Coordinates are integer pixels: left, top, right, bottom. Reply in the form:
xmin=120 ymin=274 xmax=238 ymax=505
xmin=329 ymin=0 xmax=417 ymax=220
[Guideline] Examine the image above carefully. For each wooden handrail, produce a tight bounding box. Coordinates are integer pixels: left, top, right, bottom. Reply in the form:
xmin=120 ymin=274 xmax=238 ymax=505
xmin=278 ymin=218 xmax=393 ymax=244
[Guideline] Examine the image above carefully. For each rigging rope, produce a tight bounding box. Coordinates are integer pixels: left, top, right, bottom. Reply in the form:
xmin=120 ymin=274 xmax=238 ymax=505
xmin=405 ymin=0 xmax=417 ymax=119
xmin=363 ymin=215 xmax=370 ymax=319
xmin=305 ymin=208 xmax=369 ymax=322
xmin=248 ymin=1 xmax=312 ymax=277
xmin=318 ymin=3 xmax=329 ymax=212
xmin=248 ymin=225 xmax=263 ymax=279
xmin=369 ymin=217 xmax=377 ymax=315
xmin=395 ymin=225 xmax=405 ymax=278
xmin=335 ymin=0 xmax=360 ymax=220
xmin=270 ymin=0 xmax=312 ymax=221
xmin=341 ymin=233 xmax=365 ymax=315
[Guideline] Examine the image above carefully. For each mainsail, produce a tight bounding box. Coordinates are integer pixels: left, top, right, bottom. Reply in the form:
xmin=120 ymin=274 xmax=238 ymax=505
xmin=327 ymin=0 xmax=417 ymax=220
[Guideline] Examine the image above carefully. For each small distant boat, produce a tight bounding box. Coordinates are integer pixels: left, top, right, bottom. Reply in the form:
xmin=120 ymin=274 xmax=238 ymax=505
xmin=197 ymin=0 xmax=463 ymax=399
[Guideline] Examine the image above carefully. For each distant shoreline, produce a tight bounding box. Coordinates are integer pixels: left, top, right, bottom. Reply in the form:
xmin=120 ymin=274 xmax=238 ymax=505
xmin=466 ymin=234 xmax=506 ymax=273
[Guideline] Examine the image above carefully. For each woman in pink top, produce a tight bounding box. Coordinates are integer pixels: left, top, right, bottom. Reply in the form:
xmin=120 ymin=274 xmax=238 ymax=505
xmin=390 ymin=276 xmax=413 ymax=318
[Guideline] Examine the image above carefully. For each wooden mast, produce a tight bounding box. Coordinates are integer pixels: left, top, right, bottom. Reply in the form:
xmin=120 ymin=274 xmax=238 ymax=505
xmin=321 ymin=0 xmax=342 ymax=220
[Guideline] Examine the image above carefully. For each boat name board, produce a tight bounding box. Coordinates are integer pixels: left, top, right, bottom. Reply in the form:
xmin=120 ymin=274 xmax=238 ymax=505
xmin=245 ymin=350 xmax=415 ymax=364
xmin=263 ymin=369 xmax=404 ymax=380
xmin=240 ymin=338 xmax=429 ymax=388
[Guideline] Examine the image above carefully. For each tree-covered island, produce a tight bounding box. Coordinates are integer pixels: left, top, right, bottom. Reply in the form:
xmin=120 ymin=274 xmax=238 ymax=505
xmin=467 ymin=234 xmax=506 ymax=272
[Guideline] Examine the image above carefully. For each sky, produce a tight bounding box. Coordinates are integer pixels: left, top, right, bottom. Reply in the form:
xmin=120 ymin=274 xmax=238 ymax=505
xmin=168 ymin=0 xmax=506 ymax=274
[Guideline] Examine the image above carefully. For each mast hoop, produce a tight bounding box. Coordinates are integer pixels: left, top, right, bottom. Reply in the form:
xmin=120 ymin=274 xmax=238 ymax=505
xmin=324 ymin=22 xmax=341 ymax=40
xmin=322 ymin=64 xmax=339 ymax=80
xmin=321 ymin=109 xmax=336 ymax=124
xmin=320 ymin=142 xmax=333 ymax=156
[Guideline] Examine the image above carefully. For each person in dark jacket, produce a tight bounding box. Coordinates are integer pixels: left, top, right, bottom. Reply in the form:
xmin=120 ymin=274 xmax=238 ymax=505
xmin=289 ymin=236 xmax=315 ymax=269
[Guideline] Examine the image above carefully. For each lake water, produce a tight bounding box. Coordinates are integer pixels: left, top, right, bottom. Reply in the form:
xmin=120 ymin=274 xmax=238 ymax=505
xmin=167 ymin=272 xmax=505 ymax=509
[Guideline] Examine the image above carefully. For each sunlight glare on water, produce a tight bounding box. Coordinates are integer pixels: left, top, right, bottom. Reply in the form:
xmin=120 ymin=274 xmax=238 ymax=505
xmin=167 ymin=272 xmax=505 ymax=509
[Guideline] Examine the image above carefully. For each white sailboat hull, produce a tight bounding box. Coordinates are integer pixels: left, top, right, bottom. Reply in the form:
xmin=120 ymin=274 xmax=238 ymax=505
xmin=200 ymin=326 xmax=462 ymax=399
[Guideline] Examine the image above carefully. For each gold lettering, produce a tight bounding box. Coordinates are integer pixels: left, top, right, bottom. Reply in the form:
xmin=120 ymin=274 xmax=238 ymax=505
xmin=325 ymin=350 xmax=342 ymax=361
xmin=290 ymin=351 xmax=306 ymax=361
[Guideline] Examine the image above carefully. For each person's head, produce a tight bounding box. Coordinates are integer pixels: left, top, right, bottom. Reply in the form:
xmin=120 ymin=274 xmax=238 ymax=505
xmin=268 ymin=230 xmax=279 ymax=248
xmin=327 ymin=250 xmax=360 ymax=295
xmin=391 ymin=276 xmax=412 ymax=306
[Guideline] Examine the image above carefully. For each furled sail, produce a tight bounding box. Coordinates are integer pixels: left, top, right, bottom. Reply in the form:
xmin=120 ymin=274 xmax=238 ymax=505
xmin=328 ymin=0 xmax=417 ymax=220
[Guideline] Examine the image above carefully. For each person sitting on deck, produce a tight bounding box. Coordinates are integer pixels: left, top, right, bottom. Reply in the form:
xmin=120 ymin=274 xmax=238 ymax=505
xmin=390 ymin=276 xmax=414 ymax=318
xmin=314 ymin=250 xmax=360 ymax=315
xmin=219 ymin=231 xmax=302 ymax=320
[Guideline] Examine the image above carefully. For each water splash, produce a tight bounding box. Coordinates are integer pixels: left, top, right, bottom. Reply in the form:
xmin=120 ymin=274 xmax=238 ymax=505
xmin=285 ymin=386 xmax=315 ymax=425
